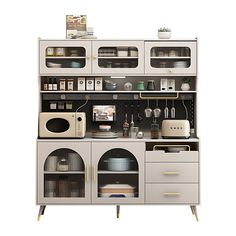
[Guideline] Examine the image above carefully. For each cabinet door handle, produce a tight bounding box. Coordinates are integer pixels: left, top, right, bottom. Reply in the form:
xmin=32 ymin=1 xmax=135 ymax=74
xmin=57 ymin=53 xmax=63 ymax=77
xmin=93 ymin=166 xmax=96 ymax=182
xmin=163 ymin=192 xmax=181 ymax=197
xmin=92 ymin=56 xmax=97 ymax=60
xmin=86 ymin=56 xmax=90 ymax=60
xmin=168 ymin=69 xmax=173 ymax=73
xmin=85 ymin=165 xmax=89 ymax=182
xmin=163 ymin=171 xmax=180 ymax=175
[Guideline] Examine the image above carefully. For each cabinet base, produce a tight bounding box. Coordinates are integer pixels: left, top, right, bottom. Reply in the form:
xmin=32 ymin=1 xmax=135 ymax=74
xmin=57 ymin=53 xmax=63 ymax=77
xmin=37 ymin=205 xmax=198 ymax=221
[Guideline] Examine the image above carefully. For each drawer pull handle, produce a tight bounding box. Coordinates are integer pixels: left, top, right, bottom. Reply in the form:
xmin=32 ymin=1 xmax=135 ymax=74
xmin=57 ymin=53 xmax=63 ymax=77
xmin=153 ymin=144 xmax=191 ymax=151
xmin=93 ymin=166 xmax=96 ymax=182
xmin=163 ymin=171 xmax=180 ymax=175
xmin=163 ymin=192 xmax=181 ymax=197
xmin=85 ymin=165 xmax=89 ymax=182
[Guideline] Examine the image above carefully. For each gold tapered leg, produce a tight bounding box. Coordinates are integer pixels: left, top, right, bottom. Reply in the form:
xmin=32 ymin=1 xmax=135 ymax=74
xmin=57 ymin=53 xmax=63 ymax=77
xmin=37 ymin=205 xmax=46 ymax=221
xmin=116 ymin=205 xmax=120 ymax=219
xmin=190 ymin=205 xmax=199 ymax=221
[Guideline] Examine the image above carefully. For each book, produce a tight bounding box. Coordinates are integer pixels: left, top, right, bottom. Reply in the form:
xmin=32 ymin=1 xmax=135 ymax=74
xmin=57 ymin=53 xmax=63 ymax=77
xmin=66 ymin=15 xmax=87 ymax=39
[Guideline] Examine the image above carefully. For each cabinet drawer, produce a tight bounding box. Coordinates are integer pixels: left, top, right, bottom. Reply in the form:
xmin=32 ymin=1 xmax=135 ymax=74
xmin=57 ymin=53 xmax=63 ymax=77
xmin=146 ymin=151 xmax=198 ymax=163
xmin=146 ymin=184 xmax=198 ymax=204
xmin=146 ymin=163 xmax=198 ymax=183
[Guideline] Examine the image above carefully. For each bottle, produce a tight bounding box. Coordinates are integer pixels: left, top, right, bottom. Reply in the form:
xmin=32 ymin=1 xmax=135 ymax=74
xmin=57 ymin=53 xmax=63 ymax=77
xmin=52 ymin=77 xmax=58 ymax=90
xmin=122 ymin=113 xmax=130 ymax=137
xmin=48 ymin=77 xmax=53 ymax=90
xmin=151 ymin=119 xmax=159 ymax=139
xmin=43 ymin=78 xmax=48 ymax=91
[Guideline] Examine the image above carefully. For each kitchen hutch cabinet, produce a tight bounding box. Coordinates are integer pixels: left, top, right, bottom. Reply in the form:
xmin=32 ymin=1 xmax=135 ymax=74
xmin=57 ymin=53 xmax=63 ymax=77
xmin=37 ymin=38 xmax=199 ymax=221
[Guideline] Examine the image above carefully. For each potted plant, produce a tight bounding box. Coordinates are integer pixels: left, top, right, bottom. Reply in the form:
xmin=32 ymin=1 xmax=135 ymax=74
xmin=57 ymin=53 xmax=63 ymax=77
xmin=181 ymin=78 xmax=191 ymax=91
xmin=158 ymin=27 xmax=172 ymax=39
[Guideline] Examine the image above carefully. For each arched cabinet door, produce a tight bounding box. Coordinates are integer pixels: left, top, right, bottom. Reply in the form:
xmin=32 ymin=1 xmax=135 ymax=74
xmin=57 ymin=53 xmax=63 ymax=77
xmin=91 ymin=142 xmax=145 ymax=204
xmin=37 ymin=141 xmax=91 ymax=204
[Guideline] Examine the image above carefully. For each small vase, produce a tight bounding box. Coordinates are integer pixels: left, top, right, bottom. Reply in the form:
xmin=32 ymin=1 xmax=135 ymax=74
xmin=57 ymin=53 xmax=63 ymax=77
xmin=181 ymin=83 xmax=190 ymax=91
xmin=158 ymin=32 xmax=171 ymax=39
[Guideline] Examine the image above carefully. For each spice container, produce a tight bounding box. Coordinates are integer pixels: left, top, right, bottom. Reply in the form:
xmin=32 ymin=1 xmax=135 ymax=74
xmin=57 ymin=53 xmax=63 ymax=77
xmin=59 ymin=79 xmax=66 ymax=91
xmin=46 ymin=47 xmax=54 ymax=56
xmin=52 ymin=77 xmax=58 ymax=90
xmin=58 ymin=101 xmax=65 ymax=110
xmin=48 ymin=78 xmax=53 ymax=90
xmin=50 ymin=101 xmax=57 ymax=110
xmin=55 ymin=47 xmax=65 ymax=56
xmin=136 ymin=81 xmax=145 ymax=91
xmin=66 ymin=102 xmax=73 ymax=110
xmin=67 ymin=79 xmax=74 ymax=91
xmin=43 ymin=78 xmax=48 ymax=90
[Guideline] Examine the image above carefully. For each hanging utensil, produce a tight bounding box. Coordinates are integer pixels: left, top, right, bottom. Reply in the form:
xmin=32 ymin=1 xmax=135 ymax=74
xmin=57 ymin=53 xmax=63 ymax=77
xmin=164 ymin=99 xmax=169 ymax=119
xmin=130 ymin=104 xmax=134 ymax=127
xmin=145 ymin=99 xmax=152 ymax=118
xmin=170 ymin=99 xmax=176 ymax=118
xmin=153 ymin=99 xmax=161 ymax=118
xmin=137 ymin=103 xmax=143 ymax=122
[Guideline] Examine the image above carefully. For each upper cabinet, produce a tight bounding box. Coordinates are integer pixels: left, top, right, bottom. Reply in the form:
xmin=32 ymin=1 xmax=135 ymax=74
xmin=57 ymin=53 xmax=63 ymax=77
xmin=92 ymin=40 xmax=144 ymax=74
xmin=145 ymin=41 xmax=196 ymax=75
xmin=39 ymin=40 xmax=92 ymax=75
xmin=39 ymin=40 xmax=196 ymax=76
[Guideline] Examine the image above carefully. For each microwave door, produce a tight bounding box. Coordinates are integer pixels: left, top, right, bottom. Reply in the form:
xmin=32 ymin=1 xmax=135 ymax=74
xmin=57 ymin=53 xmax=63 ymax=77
xmin=39 ymin=113 xmax=76 ymax=137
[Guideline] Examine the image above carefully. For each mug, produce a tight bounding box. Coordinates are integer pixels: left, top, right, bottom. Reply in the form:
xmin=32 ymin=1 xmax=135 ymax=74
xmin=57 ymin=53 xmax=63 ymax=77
xmin=136 ymin=81 xmax=145 ymax=91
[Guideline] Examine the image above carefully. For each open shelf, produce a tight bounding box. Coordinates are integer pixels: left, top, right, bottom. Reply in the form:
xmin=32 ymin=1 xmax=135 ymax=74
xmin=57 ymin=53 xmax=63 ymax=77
xmin=44 ymin=171 xmax=85 ymax=174
xmin=46 ymin=56 xmax=86 ymax=59
xmin=40 ymin=90 xmax=197 ymax=93
xmin=98 ymin=171 xmax=138 ymax=174
xmin=150 ymin=56 xmax=191 ymax=59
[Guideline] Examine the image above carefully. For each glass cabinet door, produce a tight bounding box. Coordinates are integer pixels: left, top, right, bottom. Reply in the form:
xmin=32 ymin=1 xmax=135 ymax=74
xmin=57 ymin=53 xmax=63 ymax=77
xmin=91 ymin=142 xmax=145 ymax=204
xmin=92 ymin=41 xmax=144 ymax=74
xmin=39 ymin=40 xmax=91 ymax=75
xmin=37 ymin=141 xmax=91 ymax=204
xmin=145 ymin=41 xmax=196 ymax=75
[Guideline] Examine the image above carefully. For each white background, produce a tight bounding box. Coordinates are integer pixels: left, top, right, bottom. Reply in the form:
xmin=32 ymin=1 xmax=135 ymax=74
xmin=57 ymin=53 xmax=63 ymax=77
xmin=0 ymin=0 xmax=235 ymax=235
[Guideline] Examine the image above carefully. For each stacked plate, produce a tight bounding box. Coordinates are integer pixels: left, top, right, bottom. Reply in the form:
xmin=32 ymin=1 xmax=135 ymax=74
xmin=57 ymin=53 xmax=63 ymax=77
xmin=92 ymin=125 xmax=118 ymax=139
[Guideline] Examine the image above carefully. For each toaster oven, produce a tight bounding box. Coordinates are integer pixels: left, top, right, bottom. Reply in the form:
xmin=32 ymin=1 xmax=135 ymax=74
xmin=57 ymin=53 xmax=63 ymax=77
xmin=162 ymin=120 xmax=190 ymax=139
xmin=39 ymin=112 xmax=86 ymax=138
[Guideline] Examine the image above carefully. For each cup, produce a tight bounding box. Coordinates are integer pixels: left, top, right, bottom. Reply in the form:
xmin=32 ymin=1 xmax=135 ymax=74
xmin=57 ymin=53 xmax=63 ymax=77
xmin=45 ymin=155 xmax=58 ymax=171
xmin=136 ymin=81 xmax=145 ymax=91
xmin=130 ymin=127 xmax=139 ymax=138
xmin=147 ymin=80 xmax=155 ymax=90
xmin=68 ymin=153 xmax=83 ymax=171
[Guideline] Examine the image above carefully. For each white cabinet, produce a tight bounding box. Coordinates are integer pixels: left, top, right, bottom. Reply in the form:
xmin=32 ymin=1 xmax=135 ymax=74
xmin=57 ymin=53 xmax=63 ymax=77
xmin=91 ymin=142 xmax=145 ymax=204
xmin=91 ymin=40 xmax=144 ymax=74
xmin=145 ymin=41 xmax=196 ymax=75
xmin=39 ymin=40 xmax=92 ymax=75
xmin=40 ymin=40 xmax=144 ymax=75
xmin=37 ymin=141 xmax=91 ymax=204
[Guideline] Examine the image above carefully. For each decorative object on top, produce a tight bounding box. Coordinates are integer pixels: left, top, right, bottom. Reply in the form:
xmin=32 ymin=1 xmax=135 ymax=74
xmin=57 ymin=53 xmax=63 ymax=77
xmin=66 ymin=15 xmax=87 ymax=39
xmin=181 ymin=77 xmax=191 ymax=91
xmin=158 ymin=27 xmax=172 ymax=39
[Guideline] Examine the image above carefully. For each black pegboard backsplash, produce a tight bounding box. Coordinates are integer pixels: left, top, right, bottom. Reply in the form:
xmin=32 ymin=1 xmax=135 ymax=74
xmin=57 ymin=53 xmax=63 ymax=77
xmin=42 ymin=97 xmax=195 ymax=131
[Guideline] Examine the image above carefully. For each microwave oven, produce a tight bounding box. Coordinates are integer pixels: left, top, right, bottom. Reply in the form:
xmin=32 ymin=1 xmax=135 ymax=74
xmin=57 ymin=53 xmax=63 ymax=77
xmin=39 ymin=112 xmax=86 ymax=138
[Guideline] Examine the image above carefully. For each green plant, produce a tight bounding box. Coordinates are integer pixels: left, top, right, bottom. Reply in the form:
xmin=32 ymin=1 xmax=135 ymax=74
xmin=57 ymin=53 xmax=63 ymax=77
xmin=182 ymin=77 xmax=191 ymax=83
xmin=158 ymin=27 xmax=171 ymax=32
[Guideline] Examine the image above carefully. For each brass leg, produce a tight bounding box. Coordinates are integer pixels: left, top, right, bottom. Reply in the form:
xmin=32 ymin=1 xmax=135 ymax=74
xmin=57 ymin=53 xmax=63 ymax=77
xmin=116 ymin=205 xmax=120 ymax=219
xmin=37 ymin=205 xmax=46 ymax=221
xmin=190 ymin=206 xmax=194 ymax=215
xmin=190 ymin=205 xmax=199 ymax=222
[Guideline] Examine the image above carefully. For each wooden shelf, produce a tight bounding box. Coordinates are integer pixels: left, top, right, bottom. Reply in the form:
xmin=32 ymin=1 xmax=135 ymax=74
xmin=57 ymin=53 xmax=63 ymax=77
xmin=40 ymin=90 xmax=197 ymax=94
xmin=150 ymin=56 xmax=191 ymax=59
xmin=98 ymin=171 xmax=138 ymax=174
xmin=46 ymin=56 xmax=86 ymax=59
xmin=98 ymin=57 xmax=138 ymax=59
xmin=44 ymin=171 xmax=85 ymax=174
